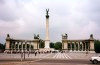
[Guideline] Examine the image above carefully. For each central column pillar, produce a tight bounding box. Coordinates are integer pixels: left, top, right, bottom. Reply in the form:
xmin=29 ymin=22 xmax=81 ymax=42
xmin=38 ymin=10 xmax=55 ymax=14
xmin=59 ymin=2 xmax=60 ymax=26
xmin=45 ymin=9 xmax=50 ymax=48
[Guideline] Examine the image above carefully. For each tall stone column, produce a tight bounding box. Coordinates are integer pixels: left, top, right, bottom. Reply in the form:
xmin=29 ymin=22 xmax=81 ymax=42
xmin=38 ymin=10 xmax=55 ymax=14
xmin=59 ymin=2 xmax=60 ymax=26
xmin=45 ymin=9 xmax=50 ymax=48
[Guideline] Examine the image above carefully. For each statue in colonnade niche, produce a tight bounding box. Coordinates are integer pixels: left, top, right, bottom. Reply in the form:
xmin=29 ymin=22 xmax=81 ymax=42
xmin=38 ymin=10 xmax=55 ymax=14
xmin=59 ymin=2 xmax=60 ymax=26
xmin=34 ymin=34 xmax=40 ymax=39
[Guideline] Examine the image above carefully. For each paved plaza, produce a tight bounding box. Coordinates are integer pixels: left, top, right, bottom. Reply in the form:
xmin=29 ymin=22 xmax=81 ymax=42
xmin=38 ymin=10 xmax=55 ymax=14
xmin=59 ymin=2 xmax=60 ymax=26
xmin=0 ymin=52 xmax=100 ymax=65
xmin=0 ymin=52 xmax=100 ymax=60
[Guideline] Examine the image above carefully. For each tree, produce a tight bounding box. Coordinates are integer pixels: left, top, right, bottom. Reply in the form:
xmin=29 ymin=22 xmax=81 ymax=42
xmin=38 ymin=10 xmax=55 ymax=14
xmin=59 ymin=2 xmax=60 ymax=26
xmin=39 ymin=39 xmax=45 ymax=48
xmin=54 ymin=42 xmax=62 ymax=50
xmin=94 ymin=40 xmax=100 ymax=53
xmin=0 ymin=43 xmax=5 ymax=50
xmin=50 ymin=42 xmax=54 ymax=48
xmin=0 ymin=43 xmax=5 ymax=52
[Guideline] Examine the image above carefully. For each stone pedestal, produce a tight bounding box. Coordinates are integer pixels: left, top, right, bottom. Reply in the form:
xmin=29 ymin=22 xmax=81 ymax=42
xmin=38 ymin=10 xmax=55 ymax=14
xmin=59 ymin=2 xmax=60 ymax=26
xmin=5 ymin=34 xmax=10 ymax=53
xmin=39 ymin=48 xmax=54 ymax=52
xmin=90 ymin=40 xmax=94 ymax=51
xmin=45 ymin=40 xmax=50 ymax=48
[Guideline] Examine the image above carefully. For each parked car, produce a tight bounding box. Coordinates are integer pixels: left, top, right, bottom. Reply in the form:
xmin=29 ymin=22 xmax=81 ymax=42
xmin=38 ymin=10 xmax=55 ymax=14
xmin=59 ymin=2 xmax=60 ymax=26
xmin=90 ymin=56 xmax=100 ymax=64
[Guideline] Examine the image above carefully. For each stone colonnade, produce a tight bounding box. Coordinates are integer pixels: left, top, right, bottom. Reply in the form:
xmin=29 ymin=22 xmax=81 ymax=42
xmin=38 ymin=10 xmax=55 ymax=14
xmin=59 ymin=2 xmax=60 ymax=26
xmin=5 ymin=34 xmax=39 ymax=53
xmin=62 ymin=34 xmax=94 ymax=52
xmin=62 ymin=40 xmax=94 ymax=51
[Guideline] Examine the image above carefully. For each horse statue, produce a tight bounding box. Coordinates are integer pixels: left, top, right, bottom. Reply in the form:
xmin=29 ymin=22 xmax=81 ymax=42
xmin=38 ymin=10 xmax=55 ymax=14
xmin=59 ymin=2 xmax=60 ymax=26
xmin=34 ymin=34 xmax=40 ymax=39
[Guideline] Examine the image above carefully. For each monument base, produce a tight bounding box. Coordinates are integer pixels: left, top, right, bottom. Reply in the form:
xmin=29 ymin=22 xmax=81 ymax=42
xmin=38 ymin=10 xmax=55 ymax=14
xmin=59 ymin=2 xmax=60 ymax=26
xmin=44 ymin=40 xmax=50 ymax=48
xmin=39 ymin=48 xmax=54 ymax=52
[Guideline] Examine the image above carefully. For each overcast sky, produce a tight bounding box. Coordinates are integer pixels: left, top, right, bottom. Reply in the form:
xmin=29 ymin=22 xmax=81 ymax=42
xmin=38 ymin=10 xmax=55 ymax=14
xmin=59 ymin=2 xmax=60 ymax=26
xmin=0 ymin=0 xmax=100 ymax=44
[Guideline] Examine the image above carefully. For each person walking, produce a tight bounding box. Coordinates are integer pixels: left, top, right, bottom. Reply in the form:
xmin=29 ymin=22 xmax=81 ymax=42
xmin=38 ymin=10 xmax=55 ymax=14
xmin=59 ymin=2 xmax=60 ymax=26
xmin=35 ymin=52 xmax=37 ymax=56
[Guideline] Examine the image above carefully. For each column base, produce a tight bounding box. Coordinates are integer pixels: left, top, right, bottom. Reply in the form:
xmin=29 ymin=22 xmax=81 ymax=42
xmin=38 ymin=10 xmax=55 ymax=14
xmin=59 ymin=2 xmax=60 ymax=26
xmin=45 ymin=40 xmax=50 ymax=48
xmin=39 ymin=48 xmax=54 ymax=52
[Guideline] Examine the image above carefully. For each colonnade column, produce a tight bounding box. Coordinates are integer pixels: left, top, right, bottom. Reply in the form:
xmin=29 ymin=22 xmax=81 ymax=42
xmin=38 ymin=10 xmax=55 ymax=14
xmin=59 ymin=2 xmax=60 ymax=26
xmin=25 ymin=41 xmax=27 ymax=51
xmin=78 ymin=42 xmax=80 ymax=51
xmin=14 ymin=42 xmax=16 ymax=51
xmin=21 ymin=42 xmax=23 ymax=52
xmin=81 ymin=42 xmax=83 ymax=51
xmin=71 ymin=42 xmax=73 ymax=50
xmin=29 ymin=42 xmax=31 ymax=52
xmin=18 ymin=42 xmax=20 ymax=52
xmin=74 ymin=42 xmax=76 ymax=51
xmin=85 ymin=42 xmax=87 ymax=51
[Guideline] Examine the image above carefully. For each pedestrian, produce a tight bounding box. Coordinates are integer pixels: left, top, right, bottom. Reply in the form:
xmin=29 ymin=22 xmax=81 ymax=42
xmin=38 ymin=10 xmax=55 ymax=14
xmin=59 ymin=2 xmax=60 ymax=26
xmin=35 ymin=52 xmax=37 ymax=56
xmin=21 ymin=52 xmax=23 ymax=61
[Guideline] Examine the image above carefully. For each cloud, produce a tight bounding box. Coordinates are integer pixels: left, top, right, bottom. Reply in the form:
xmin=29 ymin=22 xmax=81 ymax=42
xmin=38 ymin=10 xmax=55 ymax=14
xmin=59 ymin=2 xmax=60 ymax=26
xmin=0 ymin=0 xmax=100 ymax=44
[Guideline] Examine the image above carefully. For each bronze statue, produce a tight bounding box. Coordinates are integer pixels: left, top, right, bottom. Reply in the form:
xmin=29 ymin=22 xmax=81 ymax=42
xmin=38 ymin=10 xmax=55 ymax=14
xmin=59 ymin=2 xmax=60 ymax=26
xmin=46 ymin=9 xmax=49 ymax=15
xmin=46 ymin=9 xmax=49 ymax=18
xmin=34 ymin=34 xmax=39 ymax=39
xmin=62 ymin=33 xmax=68 ymax=39
xmin=90 ymin=34 xmax=93 ymax=38
xmin=7 ymin=34 xmax=10 ymax=37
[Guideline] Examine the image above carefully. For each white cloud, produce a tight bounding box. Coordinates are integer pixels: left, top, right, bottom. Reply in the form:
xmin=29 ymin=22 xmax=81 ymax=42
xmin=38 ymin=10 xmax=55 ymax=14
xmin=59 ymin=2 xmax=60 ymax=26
xmin=0 ymin=0 xmax=100 ymax=44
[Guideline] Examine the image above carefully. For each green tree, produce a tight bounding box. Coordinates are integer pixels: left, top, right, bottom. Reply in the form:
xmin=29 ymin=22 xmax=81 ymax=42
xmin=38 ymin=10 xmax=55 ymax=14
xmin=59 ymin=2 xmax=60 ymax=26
xmin=50 ymin=42 xmax=54 ymax=48
xmin=94 ymin=40 xmax=100 ymax=53
xmin=39 ymin=39 xmax=45 ymax=48
xmin=54 ymin=42 xmax=62 ymax=50
xmin=0 ymin=43 xmax=5 ymax=50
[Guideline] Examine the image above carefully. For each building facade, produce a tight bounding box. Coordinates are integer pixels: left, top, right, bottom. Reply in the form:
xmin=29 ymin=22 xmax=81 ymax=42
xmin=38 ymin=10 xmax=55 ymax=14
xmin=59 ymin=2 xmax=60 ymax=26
xmin=62 ymin=34 xmax=94 ymax=52
xmin=5 ymin=34 xmax=39 ymax=53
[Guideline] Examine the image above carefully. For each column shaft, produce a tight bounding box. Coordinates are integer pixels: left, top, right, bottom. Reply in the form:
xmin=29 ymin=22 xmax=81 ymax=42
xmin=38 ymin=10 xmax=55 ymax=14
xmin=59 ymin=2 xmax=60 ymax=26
xmin=21 ymin=42 xmax=23 ymax=52
xmin=74 ymin=43 xmax=76 ymax=51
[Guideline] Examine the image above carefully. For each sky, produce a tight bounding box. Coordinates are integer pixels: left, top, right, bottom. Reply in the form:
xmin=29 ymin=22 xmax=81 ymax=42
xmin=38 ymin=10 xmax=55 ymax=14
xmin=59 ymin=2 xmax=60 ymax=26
xmin=0 ymin=0 xmax=100 ymax=44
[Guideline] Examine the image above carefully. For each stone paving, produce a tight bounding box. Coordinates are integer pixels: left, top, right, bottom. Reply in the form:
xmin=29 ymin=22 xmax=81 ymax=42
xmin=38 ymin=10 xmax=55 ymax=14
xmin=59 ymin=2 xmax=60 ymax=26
xmin=0 ymin=52 xmax=100 ymax=60
xmin=0 ymin=52 xmax=100 ymax=65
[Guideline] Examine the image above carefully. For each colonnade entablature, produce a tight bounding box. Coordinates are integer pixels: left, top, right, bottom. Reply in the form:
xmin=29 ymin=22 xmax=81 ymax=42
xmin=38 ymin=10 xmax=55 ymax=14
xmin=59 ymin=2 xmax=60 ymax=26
xmin=62 ymin=34 xmax=94 ymax=52
xmin=5 ymin=34 xmax=40 ymax=53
